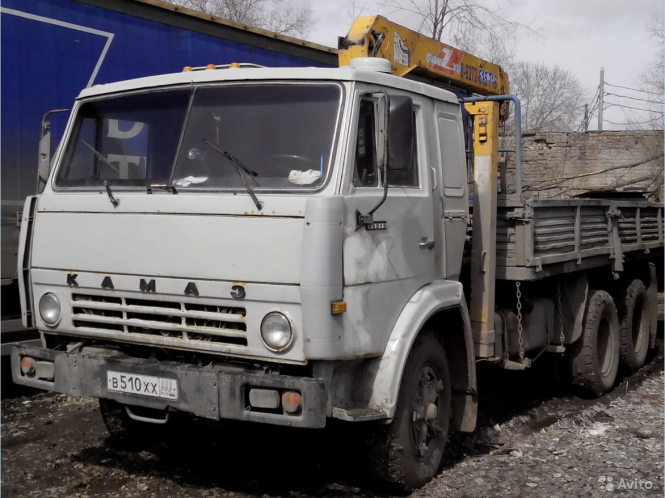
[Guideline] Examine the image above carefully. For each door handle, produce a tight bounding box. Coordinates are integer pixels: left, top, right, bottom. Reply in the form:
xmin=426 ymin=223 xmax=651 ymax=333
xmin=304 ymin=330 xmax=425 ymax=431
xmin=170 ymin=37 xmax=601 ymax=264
xmin=419 ymin=237 xmax=435 ymax=249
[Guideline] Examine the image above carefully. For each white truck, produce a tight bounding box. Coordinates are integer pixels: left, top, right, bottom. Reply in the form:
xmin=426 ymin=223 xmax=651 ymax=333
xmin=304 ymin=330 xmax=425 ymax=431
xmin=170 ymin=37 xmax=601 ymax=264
xmin=12 ymin=16 xmax=663 ymax=492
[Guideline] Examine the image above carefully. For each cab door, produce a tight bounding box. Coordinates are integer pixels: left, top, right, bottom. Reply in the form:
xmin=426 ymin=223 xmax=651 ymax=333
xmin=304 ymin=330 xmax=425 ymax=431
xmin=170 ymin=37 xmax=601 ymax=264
xmin=435 ymin=101 xmax=469 ymax=281
xmin=340 ymin=88 xmax=436 ymax=354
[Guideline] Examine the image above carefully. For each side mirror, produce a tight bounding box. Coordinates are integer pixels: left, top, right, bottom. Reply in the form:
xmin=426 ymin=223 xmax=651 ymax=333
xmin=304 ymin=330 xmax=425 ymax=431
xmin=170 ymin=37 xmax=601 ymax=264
xmin=37 ymin=108 xmax=69 ymax=193
xmin=387 ymin=96 xmax=413 ymax=171
xmin=37 ymin=123 xmax=51 ymax=193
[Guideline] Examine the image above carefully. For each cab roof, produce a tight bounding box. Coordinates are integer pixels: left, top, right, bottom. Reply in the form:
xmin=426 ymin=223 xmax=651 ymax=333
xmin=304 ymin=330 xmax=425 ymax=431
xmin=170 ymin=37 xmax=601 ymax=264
xmin=77 ymin=66 xmax=459 ymax=105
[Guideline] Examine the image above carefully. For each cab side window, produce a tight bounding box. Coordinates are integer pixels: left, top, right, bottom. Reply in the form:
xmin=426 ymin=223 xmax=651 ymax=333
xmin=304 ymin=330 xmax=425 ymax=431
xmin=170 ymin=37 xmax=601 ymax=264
xmin=353 ymin=100 xmax=378 ymax=187
xmin=387 ymin=110 xmax=418 ymax=187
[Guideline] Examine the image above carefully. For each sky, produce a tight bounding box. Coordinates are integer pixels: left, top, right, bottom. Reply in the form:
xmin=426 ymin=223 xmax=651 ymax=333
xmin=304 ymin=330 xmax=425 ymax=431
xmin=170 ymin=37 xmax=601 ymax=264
xmin=301 ymin=0 xmax=664 ymax=131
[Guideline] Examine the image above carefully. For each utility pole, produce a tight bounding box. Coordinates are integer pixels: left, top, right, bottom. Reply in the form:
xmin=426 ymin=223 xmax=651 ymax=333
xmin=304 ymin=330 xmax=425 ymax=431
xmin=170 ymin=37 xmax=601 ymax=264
xmin=584 ymin=104 xmax=589 ymax=131
xmin=598 ymin=67 xmax=604 ymax=131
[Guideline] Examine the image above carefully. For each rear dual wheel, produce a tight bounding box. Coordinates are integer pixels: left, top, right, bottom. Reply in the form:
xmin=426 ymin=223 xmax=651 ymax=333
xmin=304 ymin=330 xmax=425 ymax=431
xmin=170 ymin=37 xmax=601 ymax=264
xmin=568 ymin=290 xmax=620 ymax=398
xmin=617 ymin=279 xmax=652 ymax=373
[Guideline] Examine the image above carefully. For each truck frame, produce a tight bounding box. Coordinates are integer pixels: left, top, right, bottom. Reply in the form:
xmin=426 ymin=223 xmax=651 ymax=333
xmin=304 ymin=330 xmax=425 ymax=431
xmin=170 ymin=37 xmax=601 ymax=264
xmin=12 ymin=15 xmax=663 ymax=493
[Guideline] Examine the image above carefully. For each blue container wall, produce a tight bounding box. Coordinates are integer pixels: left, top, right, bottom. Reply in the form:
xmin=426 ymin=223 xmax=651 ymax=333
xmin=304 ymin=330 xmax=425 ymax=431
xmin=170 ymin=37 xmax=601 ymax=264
xmin=1 ymin=0 xmax=330 ymax=206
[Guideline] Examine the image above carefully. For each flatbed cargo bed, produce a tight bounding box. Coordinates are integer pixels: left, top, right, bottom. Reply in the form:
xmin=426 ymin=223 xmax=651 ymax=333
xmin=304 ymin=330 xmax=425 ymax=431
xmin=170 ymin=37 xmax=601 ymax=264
xmin=496 ymin=196 xmax=664 ymax=281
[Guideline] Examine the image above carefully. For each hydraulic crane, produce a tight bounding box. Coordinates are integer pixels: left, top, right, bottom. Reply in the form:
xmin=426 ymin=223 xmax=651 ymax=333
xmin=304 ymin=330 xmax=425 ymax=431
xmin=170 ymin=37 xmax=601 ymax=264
xmin=338 ymin=15 xmax=510 ymax=98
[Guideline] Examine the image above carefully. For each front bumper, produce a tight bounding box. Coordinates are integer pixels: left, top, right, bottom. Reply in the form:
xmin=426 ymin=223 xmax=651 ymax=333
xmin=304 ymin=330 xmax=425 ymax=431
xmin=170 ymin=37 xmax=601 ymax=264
xmin=11 ymin=345 xmax=327 ymax=428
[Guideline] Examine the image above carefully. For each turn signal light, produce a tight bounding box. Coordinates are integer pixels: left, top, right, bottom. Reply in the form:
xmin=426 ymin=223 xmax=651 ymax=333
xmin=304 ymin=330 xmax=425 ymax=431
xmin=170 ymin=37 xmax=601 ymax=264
xmin=20 ymin=356 xmax=36 ymax=376
xmin=282 ymin=391 xmax=302 ymax=414
xmin=331 ymin=301 xmax=347 ymax=315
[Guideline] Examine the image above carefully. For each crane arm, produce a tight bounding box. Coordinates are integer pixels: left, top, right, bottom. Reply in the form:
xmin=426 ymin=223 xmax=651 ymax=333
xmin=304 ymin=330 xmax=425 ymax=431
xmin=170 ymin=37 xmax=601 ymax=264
xmin=338 ymin=16 xmax=509 ymax=97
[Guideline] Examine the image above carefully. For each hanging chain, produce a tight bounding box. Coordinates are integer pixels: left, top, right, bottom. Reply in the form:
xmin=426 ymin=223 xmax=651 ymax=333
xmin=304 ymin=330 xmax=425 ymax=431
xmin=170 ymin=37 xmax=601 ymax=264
xmin=557 ymin=280 xmax=565 ymax=348
xmin=515 ymin=282 xmax=525 ymax=361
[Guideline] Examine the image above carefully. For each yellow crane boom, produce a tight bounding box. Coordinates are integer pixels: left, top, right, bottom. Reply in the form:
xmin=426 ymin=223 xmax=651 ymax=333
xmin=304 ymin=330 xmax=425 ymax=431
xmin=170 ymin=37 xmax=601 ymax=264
xmin=338 ymin=15 xmax=509 ymax=97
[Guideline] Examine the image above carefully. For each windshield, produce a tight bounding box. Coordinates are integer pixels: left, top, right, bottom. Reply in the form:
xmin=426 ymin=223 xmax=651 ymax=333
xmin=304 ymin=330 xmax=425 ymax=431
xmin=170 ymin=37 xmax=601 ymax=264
xmin=172 ymin=84 xmax=341 ymax=190
xmin=55 ymin=83 xmax=342 ymax=191
xmin=56 ymin=89 xmax=190 ymax=188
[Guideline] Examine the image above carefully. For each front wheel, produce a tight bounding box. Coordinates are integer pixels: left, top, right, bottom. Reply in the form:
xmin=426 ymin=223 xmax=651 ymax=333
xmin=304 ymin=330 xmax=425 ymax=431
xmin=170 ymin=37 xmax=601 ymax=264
xmin=365 ymin=330 xmax=452 ymax=494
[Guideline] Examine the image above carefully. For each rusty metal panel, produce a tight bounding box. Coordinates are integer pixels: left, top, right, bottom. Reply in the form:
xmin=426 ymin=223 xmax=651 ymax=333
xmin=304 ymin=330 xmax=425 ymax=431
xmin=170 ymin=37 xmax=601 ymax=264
xmin=532 ymin=205 xmax=576 ymax=260
xmin=638 ymin=206 xmax=662 ymax=245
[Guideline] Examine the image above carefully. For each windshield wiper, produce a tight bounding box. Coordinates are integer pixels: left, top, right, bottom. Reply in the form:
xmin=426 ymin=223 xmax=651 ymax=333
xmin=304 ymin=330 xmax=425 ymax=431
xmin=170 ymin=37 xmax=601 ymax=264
xmin=201 ymin=139 xmax=259 ymax=177
xmin=103 ymin=180 xmax=119 ymax=207
xmin=78 ymin=140 xmax=120 ymax=207
xmin=80 ymin=139 xmax=120 ymax=175
xmin=201 ymin=138 xmax=263 ymax=211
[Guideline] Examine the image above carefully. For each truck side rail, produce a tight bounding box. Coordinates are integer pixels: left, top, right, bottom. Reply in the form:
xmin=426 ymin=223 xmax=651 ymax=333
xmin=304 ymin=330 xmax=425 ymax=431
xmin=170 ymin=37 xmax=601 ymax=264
xmin=497 ymin=198 xmax=664 ymax=280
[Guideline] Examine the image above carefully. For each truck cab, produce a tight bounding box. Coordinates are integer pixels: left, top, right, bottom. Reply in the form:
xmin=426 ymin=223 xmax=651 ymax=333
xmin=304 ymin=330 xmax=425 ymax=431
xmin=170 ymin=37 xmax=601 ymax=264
xmin=14 ymin=58 xmax=476 ymax=490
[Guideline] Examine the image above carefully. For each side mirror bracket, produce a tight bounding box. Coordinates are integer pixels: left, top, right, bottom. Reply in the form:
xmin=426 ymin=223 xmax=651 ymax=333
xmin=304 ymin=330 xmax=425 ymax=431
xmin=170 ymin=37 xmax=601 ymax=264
xmin=355 ymin=92 xmax=414 ymax=230
xmin=355 ymin=90 xmax=390 ymax=230
xmin=37 ymin=108 xmax=69 ymax=193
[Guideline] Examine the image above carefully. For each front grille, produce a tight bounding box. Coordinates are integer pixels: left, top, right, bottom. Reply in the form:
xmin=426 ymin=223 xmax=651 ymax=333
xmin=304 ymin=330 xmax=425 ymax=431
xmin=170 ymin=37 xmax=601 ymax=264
xmin=71 ymin=294 xmax=247 ymax=346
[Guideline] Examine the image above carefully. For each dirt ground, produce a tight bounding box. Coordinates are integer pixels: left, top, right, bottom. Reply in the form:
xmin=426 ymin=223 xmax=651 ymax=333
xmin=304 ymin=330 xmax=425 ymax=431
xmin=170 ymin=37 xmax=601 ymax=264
xmin=2 ymin=324 xmax=663 ymax=497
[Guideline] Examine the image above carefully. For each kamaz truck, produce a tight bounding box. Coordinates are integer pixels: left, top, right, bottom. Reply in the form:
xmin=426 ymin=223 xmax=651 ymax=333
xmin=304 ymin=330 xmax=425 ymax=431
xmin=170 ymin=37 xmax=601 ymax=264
xmin=11 ymin=15 xmax=663 ymax=492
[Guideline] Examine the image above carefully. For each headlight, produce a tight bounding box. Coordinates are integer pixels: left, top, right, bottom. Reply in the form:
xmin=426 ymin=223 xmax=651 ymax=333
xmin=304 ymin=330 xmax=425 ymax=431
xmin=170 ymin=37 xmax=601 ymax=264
xmin=260 ymin=312 xmax=293 ymax=351
xmin=39 ymin=293 xmax=61 ymax=326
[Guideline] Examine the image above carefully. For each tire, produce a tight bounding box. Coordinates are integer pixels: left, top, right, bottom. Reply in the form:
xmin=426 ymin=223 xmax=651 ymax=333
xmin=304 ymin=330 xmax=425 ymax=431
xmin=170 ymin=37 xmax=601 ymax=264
xmin=568 ymin=289 xmax=620 ymax=398
xmin=617 ymin=279 xmax=651 ymax=373
xmin=365 ymin=330 xmax=452 ymax=494
xmin=647 ymin=264 xmax=659 ymax=348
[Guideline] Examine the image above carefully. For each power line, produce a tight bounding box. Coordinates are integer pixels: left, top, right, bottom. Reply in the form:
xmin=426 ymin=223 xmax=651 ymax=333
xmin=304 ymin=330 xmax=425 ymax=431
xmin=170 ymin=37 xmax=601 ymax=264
xmin=588 ymin=87 xmax=600 ymax=112
xmin=578 ymin=85 xmax=600 ymax=131
xmin=598 ymin=68 xmax=605 ymax=130
xmin=603 ymin=116 xmax=663 ymax=126
xmin=604 ymin=102 xmax=665 ymax=114
xmin=590 ymin=85 xmax=600 ymax=105
xmin=588 ymin=90 xmax=600 ymax=115
xmin=604 ymin=91 xmax=664 ymax=106
xmin=605 ymin=81 xmax=662 ymax=95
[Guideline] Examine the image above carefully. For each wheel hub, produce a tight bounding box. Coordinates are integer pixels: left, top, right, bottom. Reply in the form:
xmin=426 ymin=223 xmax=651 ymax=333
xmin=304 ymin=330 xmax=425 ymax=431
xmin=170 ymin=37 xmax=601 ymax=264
xmin=411 ymin=364 xmax=444 ymax=458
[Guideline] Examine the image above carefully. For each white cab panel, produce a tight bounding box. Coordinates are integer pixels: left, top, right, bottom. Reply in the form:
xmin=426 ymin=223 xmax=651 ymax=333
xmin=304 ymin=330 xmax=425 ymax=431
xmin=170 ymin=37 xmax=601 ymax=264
xmin=31 ymin=212 xmax=304 ymax=284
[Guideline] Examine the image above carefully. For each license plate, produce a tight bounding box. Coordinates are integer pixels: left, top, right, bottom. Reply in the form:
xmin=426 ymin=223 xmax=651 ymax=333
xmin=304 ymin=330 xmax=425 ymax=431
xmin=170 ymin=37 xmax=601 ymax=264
xmin=107 ymin=371 xmax=178 ymax=400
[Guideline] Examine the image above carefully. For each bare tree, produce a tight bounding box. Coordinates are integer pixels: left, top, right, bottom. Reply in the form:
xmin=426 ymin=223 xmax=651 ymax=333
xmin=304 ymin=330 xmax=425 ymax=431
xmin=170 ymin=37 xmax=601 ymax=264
xmin=379 ymin=0 xmax=532 ymax=66
xmin=346 ymin=0 xmax=371 ymax=21
xmin=453 ymin=26 xmax=516 ymax=69
xmin=631 ymin=10 xmax=664 ymax=199
xmin=163 ymin=0 xmax=314 ymax=38
xmin=510 ymin=62 xmax=584 ymax=133
xmin=526 ymin=149 xmax=664 ymax=199
xmin=637 ymin=11 xmax=664 ymax=130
